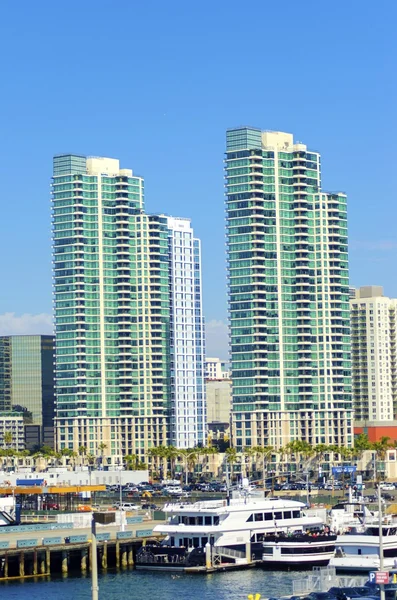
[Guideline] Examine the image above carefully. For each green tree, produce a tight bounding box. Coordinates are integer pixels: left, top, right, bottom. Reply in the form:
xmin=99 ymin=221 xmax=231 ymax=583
xmin=252 ymin=445 xmax=274 ymax=483
xmin=124 ymin=454 xmax=147 ymax=470
xmin=3 ymin=431 xmax=12 ymax=450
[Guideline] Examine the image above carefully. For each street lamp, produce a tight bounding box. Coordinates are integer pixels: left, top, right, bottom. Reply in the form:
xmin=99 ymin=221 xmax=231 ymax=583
xmin=91 ymin=512 xmax=115 ymax=600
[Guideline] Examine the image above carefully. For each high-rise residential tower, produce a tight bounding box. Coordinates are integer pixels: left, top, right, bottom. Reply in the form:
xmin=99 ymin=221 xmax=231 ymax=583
xmin=52 ymin=155 xmax=205 ymax=462
xmin=166 ymin=216 xmax=206 ymax=448
xmin=225 ymin=128 xmax=352 ymax=450
xmin=351 ymin=286 xmax=397 ymax=422
xmin=0 ymin=335 xmax=55 ymax=447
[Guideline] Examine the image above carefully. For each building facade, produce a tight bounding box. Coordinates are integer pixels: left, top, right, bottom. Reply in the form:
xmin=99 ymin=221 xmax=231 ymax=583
xmin=166 ymin=217 xmax=206 ymax=448
xmin=206 ymin=378 xmax=232 ymax=442
xmin=351 ymin=286 xmax=397 ymax=423
xmin=0 ymin=335 xmax=55 ymax=448
xmin=205 ymin=357 xmax=230 ymax=380
xmin=225 ymin=128 xmax=352 ymax=450
xmin=52 ymin=155 xmax=205 ymax=461
xmin=0 ymin=412 xmax=25 ymax=451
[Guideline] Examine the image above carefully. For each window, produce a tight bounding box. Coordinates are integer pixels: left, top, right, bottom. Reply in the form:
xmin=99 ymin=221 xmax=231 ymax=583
xmin=254 ymin=513 xmax=263 ymax=522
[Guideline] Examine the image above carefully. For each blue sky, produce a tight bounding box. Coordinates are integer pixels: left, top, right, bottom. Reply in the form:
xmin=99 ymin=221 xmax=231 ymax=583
xmin=0 ymin=0 xmax=396 ymax=359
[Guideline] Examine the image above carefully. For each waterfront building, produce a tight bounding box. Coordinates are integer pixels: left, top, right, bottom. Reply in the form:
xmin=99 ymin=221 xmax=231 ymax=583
xmin=351 ymin=286 xmax=397 ymax=423
xmin=205 ymin=357 xmax=230 ymax=380
xmin=52 ymin=155 xmax=205 ymax=461
xmin=0 ymin=335 xmax=55 ymax=448
xmin=225 ymin=128 xmax=352 ymax=450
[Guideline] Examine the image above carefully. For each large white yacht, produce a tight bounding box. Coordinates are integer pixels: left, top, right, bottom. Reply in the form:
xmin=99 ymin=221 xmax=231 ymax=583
xmin=136 ymin=495 xmax=336 ymax=570
xmin=330 ymin=521 xmax=397 ymax=572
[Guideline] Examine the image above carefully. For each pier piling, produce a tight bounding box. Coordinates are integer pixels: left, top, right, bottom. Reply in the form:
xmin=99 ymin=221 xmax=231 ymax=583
xmin=62 ymin=551 xmax=68 ymax=575
xmin=40 ymin=552 xmax=46 ymax=575
xmin=121 ymin=546 xmax=127 ymax=568
xmin=101 ymin=544 xmax=107 ymax=570
xmin=33 ymin=550 xmax=38 ymax=575
xmin=81 ymin=548 xmax=88 ymax=573
xmin=128 ymin=546 xmax=134 ymax=566
xmin=115 ymin=541 xmax=120 ymax=568
xmin=19 ymin=552 xmax=25 ymax=578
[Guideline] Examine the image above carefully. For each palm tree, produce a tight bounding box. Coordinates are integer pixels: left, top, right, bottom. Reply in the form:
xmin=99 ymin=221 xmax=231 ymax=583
xmin=243 ymin=447 xmax=256 ymax=479
xmin=78 ymin=445 xmax=87 ymax=466
xmin=98 ymin=442 xmax=107 ymax=469
xmin=371 ymin=436 xmax=391 ymax=481
xmin=177 ymin=448 xmax=198 ymax=485
xmin=252 ymin=445 xmax=274 ymax=484
xmin=313 ymin=443 xmax=330 ymax=480
xmin=199 ymin=446 xmax=219 ymax=479
xmin=124 ymin=454 xmax=147 ymax=471
xmin=225 ymin=447 xmax=238 ymax=482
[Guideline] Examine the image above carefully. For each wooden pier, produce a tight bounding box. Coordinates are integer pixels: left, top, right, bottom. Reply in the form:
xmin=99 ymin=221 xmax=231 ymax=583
xmin=0 ymin=522 xmax=161 ymax=581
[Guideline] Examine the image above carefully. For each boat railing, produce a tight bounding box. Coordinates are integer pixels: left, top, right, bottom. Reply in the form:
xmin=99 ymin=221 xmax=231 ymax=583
xmin=213 ymin=545 xmax=246 ymax=560
xmin=263 ymin=532 xmax=336 ymax=543
xmin=292 ymin=566 xmax=367 ymax=595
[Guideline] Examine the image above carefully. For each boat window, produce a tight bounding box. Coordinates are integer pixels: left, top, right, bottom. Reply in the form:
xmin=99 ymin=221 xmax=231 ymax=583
xmin=254 ymin=513 xmax=263 ymax=522
xmin=189 ymin=517 xmax=195 ymax=525
xmin=197 ymin=516 xmax=203 ymax=525
xmin=202 ymin=537 xmax=208 ymax=546
xmin=274 ymin=511 xmax=282 ymax=520
xmin=264 ymin=513 xmax=273 ymax=521
xmin=263 ymin=547 xmax=273 ymax=555
xmin=214 ymin=516 xmax=219 ymax=525
xmin=170 ymin=537 xmax=175 ymax=546
xmin=292 ymin=510 xmax=300 ymax=518
xmin=205 ymin=516 xmax=212 ymax=525
xmin=182 ymin=516 xmax=188 ymax=525
xmin=193 ymin=537 xmax=200 ymax=548
xmin=256 ymin=533 xmax=265 ymax=542
xmin=283 ymin=511 xmax=292 ymax=519
xmin=246 ymin=514 xmax=254 ymax=522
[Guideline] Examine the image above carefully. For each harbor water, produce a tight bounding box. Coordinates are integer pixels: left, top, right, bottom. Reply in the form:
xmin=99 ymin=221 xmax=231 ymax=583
xmin=0 ymin=568 xmax=308 ymax=599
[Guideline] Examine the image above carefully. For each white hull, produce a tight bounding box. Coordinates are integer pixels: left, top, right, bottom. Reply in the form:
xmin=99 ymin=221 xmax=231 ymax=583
xmin=330 ymin=555 xmax=396 ymax=572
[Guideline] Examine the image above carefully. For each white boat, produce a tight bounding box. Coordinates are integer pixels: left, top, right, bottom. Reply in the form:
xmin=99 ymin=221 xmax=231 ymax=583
xmin=330 ymin=523 xmax=397 ymax=573
xmin=136 ymin=495 xmax=336 ymax=570
xmin=328 ymin=500 xmax=379 ymax=534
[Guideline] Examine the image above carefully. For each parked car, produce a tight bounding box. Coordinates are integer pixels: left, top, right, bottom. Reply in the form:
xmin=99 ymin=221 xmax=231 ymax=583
xmin=380 ymin=483 xmax=395 ymax=491
xmin=119 ymin=503 xmax=140 ymax=511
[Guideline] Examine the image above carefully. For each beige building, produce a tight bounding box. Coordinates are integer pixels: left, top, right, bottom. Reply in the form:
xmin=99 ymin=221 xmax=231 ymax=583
xmin=351 ymin=286 xmax=397 ymax=422
xmin=206 ymin=379 xmax=232 ymax=440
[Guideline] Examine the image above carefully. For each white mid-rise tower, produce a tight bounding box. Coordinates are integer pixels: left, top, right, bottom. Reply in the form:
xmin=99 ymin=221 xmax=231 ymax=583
xmin=351 ymin=286 xmax=397 ymax=422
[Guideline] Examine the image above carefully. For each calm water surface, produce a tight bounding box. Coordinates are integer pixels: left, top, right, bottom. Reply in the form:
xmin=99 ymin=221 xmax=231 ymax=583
xmin=0 ymin=568 xmax=309 ymax=599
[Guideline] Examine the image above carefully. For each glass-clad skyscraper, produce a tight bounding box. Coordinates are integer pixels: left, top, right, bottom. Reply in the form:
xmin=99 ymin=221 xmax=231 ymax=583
xmin=0 ymin=335 xmax=55 ymax=447
xmin=225 ymin=129 xmax=352 ymax=450
xmin=52 ymin=155 xmax=205 ymax=461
